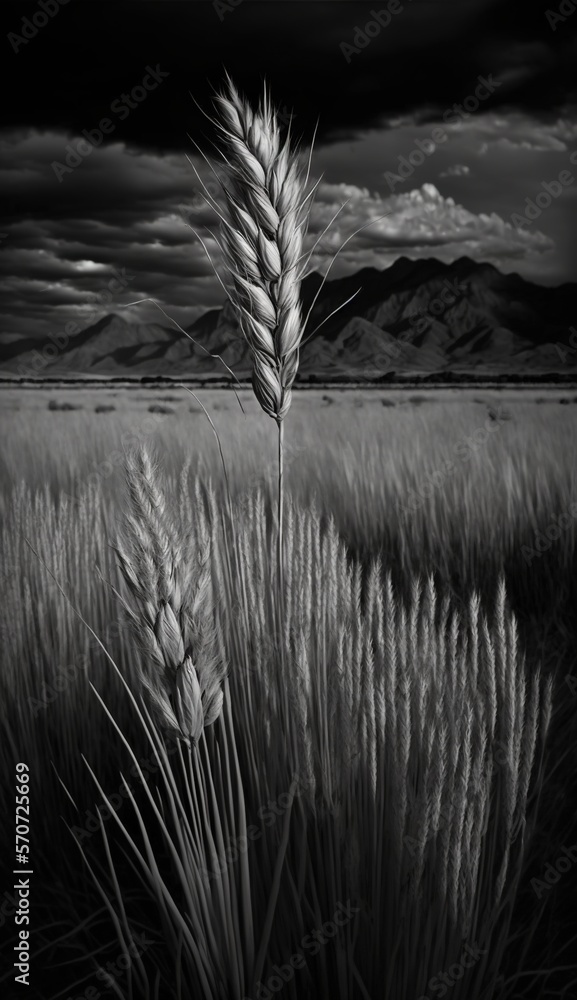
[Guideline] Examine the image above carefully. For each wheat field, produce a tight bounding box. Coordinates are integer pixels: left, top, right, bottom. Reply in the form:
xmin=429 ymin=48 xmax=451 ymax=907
xmin=0 ymin=386 xmax=576 ymax=999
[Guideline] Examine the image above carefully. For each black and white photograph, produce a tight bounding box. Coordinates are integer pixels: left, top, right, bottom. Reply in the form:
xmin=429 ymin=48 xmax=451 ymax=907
xmin=1 ymin=1 xmax=577 ymax=998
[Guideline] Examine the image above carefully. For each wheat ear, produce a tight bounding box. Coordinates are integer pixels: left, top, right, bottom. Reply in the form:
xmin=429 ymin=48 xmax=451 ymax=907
xmin=205 ymin=75 xmax=311 ymax=576
xmin=113 ymin=447 xmax=225 ymax=746
xmin=211 ymin=74 xmax=308 ymax=421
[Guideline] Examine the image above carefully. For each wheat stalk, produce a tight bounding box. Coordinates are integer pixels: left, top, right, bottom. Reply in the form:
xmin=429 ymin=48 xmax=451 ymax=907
xmin=211 ymin=74 xmax=309 ymax=422
xmin=195 ymin=75 xmax=314 ymax=578
xmin=113 ymin=447 xmax=225 ymax=746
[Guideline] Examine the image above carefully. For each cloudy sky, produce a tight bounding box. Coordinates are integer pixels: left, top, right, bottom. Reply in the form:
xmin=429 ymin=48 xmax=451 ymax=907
xmin=1 ymin=0 xmax=577 ymax=343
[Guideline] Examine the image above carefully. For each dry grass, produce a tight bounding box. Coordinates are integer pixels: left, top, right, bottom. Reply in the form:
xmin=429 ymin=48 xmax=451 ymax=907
xmin=1 ymin=436 xmax=573 ymax=998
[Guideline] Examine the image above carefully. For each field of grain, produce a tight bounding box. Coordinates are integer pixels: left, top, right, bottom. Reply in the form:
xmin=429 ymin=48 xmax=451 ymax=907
xmin=1 ymin=385 xmax=576 ymax=1000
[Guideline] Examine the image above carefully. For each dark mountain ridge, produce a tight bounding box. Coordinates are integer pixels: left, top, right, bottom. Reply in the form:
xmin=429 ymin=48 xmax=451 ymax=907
xmin=3 ymin=257 xmax=577 ymax=379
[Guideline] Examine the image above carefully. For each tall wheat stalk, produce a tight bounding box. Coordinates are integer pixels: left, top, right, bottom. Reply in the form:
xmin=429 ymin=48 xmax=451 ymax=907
xmin=194 ymin=75 xmax=313 ymax=578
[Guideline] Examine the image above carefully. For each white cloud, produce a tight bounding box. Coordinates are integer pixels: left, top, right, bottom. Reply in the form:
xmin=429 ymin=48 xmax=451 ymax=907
xmin=387 ymin=107 xmax=577 ymax=155
xmin=456 ymin=113 xmax=577 ymax=154
xmin=1 ymin=121 xmax=570 ymax=338
xmin=480 ymin=134 xmax=567 ymax=154
xmin=439 ymin=164 xmax=471 ymax=177
xmin=309 ymin=181 xmax=552 ymax=268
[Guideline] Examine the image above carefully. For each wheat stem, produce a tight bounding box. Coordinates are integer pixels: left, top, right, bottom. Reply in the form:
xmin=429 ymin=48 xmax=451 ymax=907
xmin=277 ymin=417 xmax=284 ymax=583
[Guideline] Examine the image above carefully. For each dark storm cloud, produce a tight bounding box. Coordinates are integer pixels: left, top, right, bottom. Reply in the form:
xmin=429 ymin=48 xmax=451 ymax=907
xmin=2 ymin=0 xmax=577 ymax=153
xmin=1 ymin=1 xmax=577 ymax=343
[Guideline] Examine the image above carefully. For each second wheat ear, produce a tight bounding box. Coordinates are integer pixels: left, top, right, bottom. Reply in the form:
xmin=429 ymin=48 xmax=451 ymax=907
xmin=113 ymin=447 xmax=225 ymax=747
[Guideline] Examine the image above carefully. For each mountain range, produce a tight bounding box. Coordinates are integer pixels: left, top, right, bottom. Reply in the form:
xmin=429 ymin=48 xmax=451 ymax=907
xmin=2 ymin=257 xmax=577 ymax=380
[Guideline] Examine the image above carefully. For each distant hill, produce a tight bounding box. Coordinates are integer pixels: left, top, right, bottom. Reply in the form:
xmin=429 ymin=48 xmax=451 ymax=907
xmin=3 ymin=257 xmax=577 ymax=380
